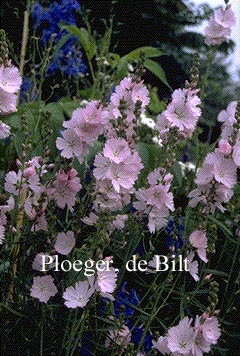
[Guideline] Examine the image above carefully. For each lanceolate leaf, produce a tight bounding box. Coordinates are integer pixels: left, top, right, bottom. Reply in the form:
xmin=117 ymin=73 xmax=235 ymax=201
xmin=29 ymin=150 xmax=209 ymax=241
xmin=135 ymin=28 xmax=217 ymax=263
xmin=144 ymin=58 xmax=171 ymax=89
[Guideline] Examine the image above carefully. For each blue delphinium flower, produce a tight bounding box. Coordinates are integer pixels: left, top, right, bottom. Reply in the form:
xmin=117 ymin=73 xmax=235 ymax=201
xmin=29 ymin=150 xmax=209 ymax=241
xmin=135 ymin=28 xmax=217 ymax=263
xmin=79 ymin=332 xmax=93 ymax=356
xmin=114 ymin=282 xmax=140 ymax=319
xmin=31 ymin=0 xmax=86 ymax=77
xmin=48 ymin=37 xmax=87 ymax=76
xmin=20 ymin=77 xmax=38 ymax=103
xmin=165 ymin=216 xmax=184 ymax=253
xmin=32 ymin=0 xmax=80 ymax=44
xmin=131 ymin=326 xmax=153 ymax=352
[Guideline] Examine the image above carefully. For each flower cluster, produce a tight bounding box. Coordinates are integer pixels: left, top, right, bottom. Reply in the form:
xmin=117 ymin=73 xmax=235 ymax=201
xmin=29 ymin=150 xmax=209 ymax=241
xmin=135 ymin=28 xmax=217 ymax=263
xmin=204 ymin=4 xmax=236 ymax=45
xmin=108 ymin=77 xmax=150 ymax=142
xmin=133 ymin=168 xmax=174 ymax=233
xmin=63 ymin=260 xmax=118 ymax=307
xmin=153 ymin=314 xmax=221 ymax=356
xmin=57 ymin=100 xmax=108 ymax=162
xmin=94 ymin=138 xmax=143 ymax=193
xmin=4 ymin=156 xmax=81 ymax=235
xmin=189 ymin=101 xmax=239 ymax=214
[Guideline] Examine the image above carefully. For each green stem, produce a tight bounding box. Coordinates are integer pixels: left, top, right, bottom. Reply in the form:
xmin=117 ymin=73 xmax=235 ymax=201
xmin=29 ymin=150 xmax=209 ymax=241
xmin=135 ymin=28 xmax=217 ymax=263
xmin=18 ymin=9 xmax=30 ymax=104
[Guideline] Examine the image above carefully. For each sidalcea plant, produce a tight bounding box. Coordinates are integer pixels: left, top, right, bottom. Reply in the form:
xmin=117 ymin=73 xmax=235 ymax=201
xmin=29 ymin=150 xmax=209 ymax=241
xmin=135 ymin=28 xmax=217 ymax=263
xmin=0 ymin=1 xmax=239 ymax=355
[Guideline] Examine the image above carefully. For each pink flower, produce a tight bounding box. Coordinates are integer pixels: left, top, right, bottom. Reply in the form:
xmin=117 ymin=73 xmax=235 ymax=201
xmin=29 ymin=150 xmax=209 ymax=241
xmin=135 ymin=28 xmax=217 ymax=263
xmin=0 ymin=197 xmax=14 ymax=213
xmin=187 ymin=252 xmax=199 ymax=282
xmin=204 ymin=18 xmax=231 ymax=45
xmin=93 ymin=179 xmax=132 ymax=212
xmin=189 ymin=230 xmax=208 ymax=263
xmin=204 ymin=5 xmax=235 ymax=46
xmin=205 ymin=151 xmax=237 ymax=188
xmin=4 ymin=171 xmax=23 ymax=195
xmin=133 ymin=168 xmax=174 ymax=233
xmin=106 ymin=160 xmax=139 ymax=193
xmin=215 ymin=5 xmax=236 ymax=28
xmin=56 ymin=129 xmax=85 ymax=160
xmin=0 ymin=120 xmax=11 ymax=139
xmin=218 ymin=140 xmax=232 ymax=155
xmin=108 ymin=214 xmax=128 ymax=231
xmin=192 ymin=316 xmax=211 ymax=356
xmin=195 ymin=150 xmax=237 ymax=189
xmin=81 ymin=212 xmax=99 ymax=226
xmin=0 ymin=88 xmax=18 ymax=115
xmin=156 ymin=113 xmax=171 ymax=142
xmin=52 ymin=168 xmax=81 ymax=210
xmin=103 ymin=138 xmax=131 ymax=163
xmin=96 ymin=263 xmax=118 ymax=295
xmin=148 ymin=207 xmax=169 ymax=233
xmin=152 ymin=336 xmax=171 ymax=355
xmin=54 ymin=231 xmax=75 ymax=255
xmin=189 ymin=230 xmax=207 ymax=249
xmin=93 ymin=154 xmax=112 ymax=180
xmin=202 ymin=316 xmax=221 ymax=345
xmin=0 ymin=63 xmax=21 ymax=115
xmin=105 ymin=325 xmax=131 ymax=350
xmin=162 ymin=88 xmax=201 ymax=135
xmin=0 ymin=64 xmax=22 ymax=93
xmin=167 ymin=317 xmax=195 ymax=354
xmin=218 ymin=101 xmax=237 ymax=140
xmin=233 ymin=138 xmax=240 ymax=166
xmin=146 ymin=185 xmax=174 ymax=211
xmin=66 ymin=101 xmax=108 ymax=143
xmin=131 ymin=80 xmax=150 ymax=107
xmin=63 ymin=280 xmax=95 ymax=308
xmin=32 ymin=253 xmax=56 ymax=271
xmin=30 ymin=275 xmax=57 ymax=303
xmin=94 ymin=150 xmax=143 ymax=193
xmin=31 ymin=213 xmax=48 ymax=232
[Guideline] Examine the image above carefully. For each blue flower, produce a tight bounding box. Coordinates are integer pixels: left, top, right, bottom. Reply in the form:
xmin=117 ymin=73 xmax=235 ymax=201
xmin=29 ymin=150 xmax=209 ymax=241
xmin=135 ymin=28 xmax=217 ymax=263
xmin=48 ymin=37 xmax=87 ymax=76
xmin=20 ymin=77 xmax=38 ymax=103
xmin=79 ymin=332 xmax=93 ymax=356
xmin=131 ymin=326 xmax=153 ymax=352
xmin=165 ymin=217 xmax=185 ymax=253
xmin=114 ymin=282 xmax=140 ymax=319
xmin=31 ymin=0 xmax=86 ymax=77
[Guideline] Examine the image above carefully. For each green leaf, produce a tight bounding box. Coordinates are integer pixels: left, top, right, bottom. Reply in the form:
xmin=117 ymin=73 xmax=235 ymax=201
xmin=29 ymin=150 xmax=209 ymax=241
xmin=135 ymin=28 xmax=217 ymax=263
xmin=136 ymin=142 xmax=150 ymax=168
xmin=148 ymin=87 xmax=166 ymax=113
xmin=172 ymin=162 xmax=183 ymax=186
xmin=121 ymin=46 xmax=164 ymax=62
xmin=53 ymin=33 xmax=72 ymax=54
xmin=59 ymin=99 xmax=80 ymax=118
xmin=207 ymin=216 xmax=233 ymax=238
xmin=61 ymin=25 xmax=96 ymax=60
xmin=204 ymin=269 xmax=229 ymax=277
xmin=98 ymin=26 xmax=112 ymax=57
xmin=144 ymin=58 xmax=171 ymax=89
